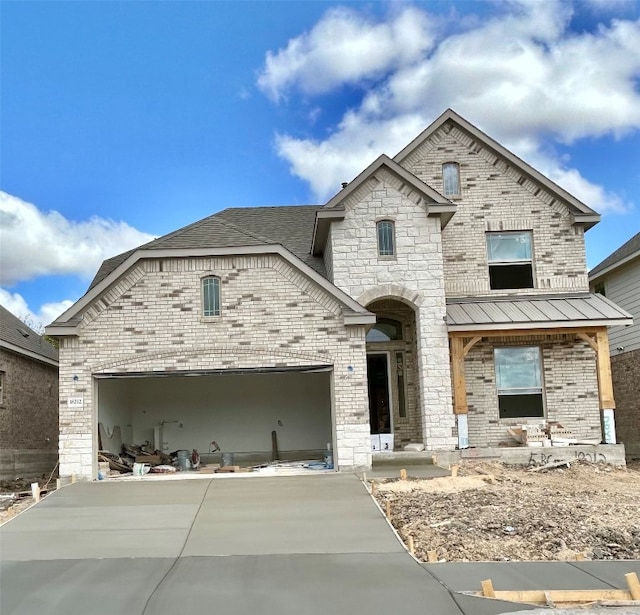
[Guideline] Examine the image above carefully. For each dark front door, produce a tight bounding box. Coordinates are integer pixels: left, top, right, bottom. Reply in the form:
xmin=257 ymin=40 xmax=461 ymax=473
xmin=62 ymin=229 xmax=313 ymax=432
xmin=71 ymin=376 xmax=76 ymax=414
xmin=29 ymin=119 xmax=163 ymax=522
xmin=367 ymin=354 xmax=391 ymax=434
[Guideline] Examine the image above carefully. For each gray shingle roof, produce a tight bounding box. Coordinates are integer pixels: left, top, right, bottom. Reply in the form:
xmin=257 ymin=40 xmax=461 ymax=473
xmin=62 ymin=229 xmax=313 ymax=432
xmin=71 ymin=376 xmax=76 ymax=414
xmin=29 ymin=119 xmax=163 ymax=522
xmin=88 ymin=205 xmax=325 ymax=291
xmin=589 ymin=232 xmax=640 ymax=279
xmin=0 ymin=305 xmax=59 ymax=363
xmin=446 ymin=293 xmax=633 ymax=331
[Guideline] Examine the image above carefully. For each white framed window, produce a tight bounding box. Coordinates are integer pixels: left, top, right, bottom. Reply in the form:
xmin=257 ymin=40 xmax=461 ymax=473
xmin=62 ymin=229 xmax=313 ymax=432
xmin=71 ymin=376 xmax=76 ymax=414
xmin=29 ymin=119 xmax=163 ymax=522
xmin=486 ymin=231 xmax=534 ymax=290
xmin=377 ymin=220 xmax=395 ymax=257
xmin=494 ymin=346 xmax=544 ymax=419
xmin=202 ymin=276 xmax=221 ymax=317
xmin=442 ymin=162 xmax=460 ymax=197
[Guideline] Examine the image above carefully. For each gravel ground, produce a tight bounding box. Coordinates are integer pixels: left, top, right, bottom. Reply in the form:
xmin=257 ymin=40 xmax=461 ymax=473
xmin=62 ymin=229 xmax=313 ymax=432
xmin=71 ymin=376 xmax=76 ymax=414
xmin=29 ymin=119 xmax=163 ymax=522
xmin=373 ymin=460 xmax=640 ymax=562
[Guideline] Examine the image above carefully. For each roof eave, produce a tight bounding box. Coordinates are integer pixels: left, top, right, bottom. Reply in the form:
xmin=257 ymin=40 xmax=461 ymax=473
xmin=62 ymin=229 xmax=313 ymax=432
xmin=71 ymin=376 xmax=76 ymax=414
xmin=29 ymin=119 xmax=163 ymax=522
xmin=447 ymin=317 xmax=633 ymax=333
xmin=311 ymin=209 xmax=346 ymax=256
xmin=589 ymin=249 xmax=640 ymax=283
xmin=0 ymin=340 xmax=59 ymax=367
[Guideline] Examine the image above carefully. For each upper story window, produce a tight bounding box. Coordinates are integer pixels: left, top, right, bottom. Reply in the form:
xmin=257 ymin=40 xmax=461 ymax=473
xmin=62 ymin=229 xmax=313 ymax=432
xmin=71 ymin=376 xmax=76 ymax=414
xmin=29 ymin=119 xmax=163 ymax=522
xmin=495 ymin=346 xmax=544 ymax=418
xmin=486 ymin=231 xmax=534 ymax=290
xmin=366 ymin=318 xmax=403 ymax=342
xmin=594 ymin=282 xmax=606 ymax=297
xmin=377 ymin=220 xmax=395 ymax=257
xmin=202 ymin=276 xmax=221 ymax=317
xmin=442 ymin=162 xmax=461 ymax=197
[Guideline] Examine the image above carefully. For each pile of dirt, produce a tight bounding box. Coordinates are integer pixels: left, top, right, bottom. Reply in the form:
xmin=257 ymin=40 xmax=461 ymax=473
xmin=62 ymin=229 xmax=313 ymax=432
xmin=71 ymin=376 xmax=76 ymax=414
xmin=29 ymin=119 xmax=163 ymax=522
xmin=373 ymin=460 xmax=640 ymax=562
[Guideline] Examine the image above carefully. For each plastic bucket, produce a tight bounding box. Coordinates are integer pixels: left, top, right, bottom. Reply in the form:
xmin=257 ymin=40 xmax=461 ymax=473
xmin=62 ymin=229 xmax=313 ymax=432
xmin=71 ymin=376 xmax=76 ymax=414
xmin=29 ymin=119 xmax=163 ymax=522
xmin=221 ymin=452 xmax=234 ymax=467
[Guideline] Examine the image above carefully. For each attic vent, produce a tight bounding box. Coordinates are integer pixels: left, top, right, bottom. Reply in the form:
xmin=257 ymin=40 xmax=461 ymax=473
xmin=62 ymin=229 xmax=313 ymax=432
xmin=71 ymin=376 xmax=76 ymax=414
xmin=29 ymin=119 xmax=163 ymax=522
xmin=17 ymin=328 xmax=30 ymax=338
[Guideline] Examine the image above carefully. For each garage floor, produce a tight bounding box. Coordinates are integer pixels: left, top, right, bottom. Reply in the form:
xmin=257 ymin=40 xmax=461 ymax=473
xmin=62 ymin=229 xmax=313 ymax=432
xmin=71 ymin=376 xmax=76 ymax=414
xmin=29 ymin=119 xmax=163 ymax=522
xmin=2 ymin=475 xmax=638 ymax=615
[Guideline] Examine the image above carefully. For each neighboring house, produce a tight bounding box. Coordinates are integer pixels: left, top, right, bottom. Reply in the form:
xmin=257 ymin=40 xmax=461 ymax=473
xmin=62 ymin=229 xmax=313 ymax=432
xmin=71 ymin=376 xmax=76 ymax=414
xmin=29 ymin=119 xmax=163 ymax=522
xmin=589 ymin=233 xmax=640 ymax=457
xmin=47 ymin=109 xmax=632 ymax=479
xmin=0 ymin=305 xmax=59 ymax=480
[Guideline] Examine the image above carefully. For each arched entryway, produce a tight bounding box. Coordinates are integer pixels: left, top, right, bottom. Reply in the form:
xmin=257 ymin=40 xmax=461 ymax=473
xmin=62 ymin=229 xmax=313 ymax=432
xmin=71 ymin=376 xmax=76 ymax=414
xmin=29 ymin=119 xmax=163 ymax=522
xmin=365 ymin=298 xmax=421 ymax=450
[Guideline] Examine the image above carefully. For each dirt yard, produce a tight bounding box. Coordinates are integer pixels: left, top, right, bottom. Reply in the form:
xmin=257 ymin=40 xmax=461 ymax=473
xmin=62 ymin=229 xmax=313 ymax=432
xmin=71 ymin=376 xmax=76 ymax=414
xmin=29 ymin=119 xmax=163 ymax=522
xmin=373 ymin=460 xmax=640 ymax=562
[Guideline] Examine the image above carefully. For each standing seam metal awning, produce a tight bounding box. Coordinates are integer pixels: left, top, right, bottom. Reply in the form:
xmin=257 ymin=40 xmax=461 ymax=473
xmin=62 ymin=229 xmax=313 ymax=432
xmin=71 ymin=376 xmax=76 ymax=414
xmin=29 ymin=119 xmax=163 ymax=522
xmin=446 ymin=293 xmax=633 ymax=332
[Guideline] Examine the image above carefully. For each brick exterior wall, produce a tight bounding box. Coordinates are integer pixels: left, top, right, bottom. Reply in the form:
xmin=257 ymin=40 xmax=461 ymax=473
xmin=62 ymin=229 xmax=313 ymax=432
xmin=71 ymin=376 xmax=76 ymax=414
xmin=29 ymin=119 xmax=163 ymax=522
xmin=0 ymin=349 xmax=58 ymax=480
xmin=58 ymin=254 xmax=370 ymax=478
xmin=327 ymin=168 xmax=456 ymax=450
xmin=401 ymin=123 xmax=589 ymax=297
xmin=611 ymin=349 xmax=640 ymax=456
xmin=463 ymin=335 xmax=601 ymax=447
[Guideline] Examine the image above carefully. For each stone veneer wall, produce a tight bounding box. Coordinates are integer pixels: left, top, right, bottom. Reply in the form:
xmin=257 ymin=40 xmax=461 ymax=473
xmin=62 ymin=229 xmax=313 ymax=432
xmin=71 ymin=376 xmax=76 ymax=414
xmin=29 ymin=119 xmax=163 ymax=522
xmin=400 ymin=123 xmax=590 ymax=298
xmin=463 ymin=335 xmax=601 ymax=447
xmin=611 ymin=348 xmax=640 ymax=457
xmin=58 ymin=254 xmax=370 ymax=478
xmin=328 ymin=169 xmax=456 ymax=450
xmin=0 ymin=349 xmax=59 ymax=480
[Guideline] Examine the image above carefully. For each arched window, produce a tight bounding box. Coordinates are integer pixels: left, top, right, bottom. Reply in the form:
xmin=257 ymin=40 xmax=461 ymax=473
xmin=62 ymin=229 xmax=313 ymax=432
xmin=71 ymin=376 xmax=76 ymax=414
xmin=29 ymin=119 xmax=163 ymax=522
xmin=202 ymin=276 xmax=221 ymax=317
xmin=377 ymin=220 xmax=395 ymax=256
xmin=442 ymin=162 xmax=460 ymax=197
xmin=366 ymin=318 xmax=403 ymax=342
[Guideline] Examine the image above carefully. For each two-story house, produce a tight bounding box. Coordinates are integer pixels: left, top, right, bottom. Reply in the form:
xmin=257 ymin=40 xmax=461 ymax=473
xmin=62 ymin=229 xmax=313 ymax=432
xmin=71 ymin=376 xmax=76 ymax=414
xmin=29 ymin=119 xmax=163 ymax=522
xmin=46 ymin=109 xmax=632 ymax=479
xmin=590 ymin=233 xmax=640 ymax=457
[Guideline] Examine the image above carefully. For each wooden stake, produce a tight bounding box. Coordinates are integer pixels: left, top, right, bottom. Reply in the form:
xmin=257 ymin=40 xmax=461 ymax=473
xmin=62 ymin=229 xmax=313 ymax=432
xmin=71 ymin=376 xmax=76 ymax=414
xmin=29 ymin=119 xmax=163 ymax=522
xmin=362 ymin=472 xmax=366 ymax=484
xmin=31 ymin=482 xmax=41 ymax=503
xmin=575 ymin=552 xmax=585 ymax=561
xmin=408 ymin=536 xmax=415 ymax=555
xmin=71 ymin=474 xmax=77 ymax=484
xmin=371 ymin=481 xmax=377 ymax=495
xmin=56 ymin=478 xmax=62 ymax=490
xmin=626 ymin=572 xmax=640 ymax=601
xmin=451 ymin=464 xmax=459 ymax=478
xmin=427 ymin=550 xmax=438 ymax=563
xmin=400 ymin=468 xmax=407 ymax=481
xmin=385 ymin=500 xmax=391 ymax=520
xmin=481 ymin=579 xmax=496 ymax=598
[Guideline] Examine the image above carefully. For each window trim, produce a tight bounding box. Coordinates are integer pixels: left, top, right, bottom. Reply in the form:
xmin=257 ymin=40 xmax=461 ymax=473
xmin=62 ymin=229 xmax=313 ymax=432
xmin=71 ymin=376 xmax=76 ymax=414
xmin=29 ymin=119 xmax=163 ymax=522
xmin=486 ymin=230 xmax=535 ymax=290
xmin=494 ymin=345 xmax=545 ymax=419
xmin=442 ymin=162 xmax=461 ymax=197
xmin=376 ymin=220 xmax=396 ymax=258
xmin=201 ymin=275 xmax=221 ymax=318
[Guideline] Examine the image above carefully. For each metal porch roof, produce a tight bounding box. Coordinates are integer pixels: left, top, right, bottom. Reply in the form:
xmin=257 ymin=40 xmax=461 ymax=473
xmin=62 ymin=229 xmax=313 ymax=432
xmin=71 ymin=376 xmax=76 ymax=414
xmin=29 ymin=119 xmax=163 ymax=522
xmin=446 ymin=293 xmax=633 ymax=332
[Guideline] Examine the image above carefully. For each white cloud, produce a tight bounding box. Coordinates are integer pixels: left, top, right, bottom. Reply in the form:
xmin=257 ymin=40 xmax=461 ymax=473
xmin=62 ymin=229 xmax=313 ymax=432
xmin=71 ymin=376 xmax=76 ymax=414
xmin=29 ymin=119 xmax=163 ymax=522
xmin=0 ymin=191 xmax=155 ymax=286
xmin=0 ymin=288 xmax=73 ymax=331
xmin=257 ymin=5 xmax=437 ymax=101
xmin=259 ymin=2 xmax=640 ymax=211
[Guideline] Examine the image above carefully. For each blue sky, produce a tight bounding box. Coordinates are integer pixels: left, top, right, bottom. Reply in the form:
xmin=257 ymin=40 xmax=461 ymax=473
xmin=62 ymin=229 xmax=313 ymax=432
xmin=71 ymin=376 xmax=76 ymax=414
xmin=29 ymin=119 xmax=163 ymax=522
xmin=1 ymin=0 xmax=639 ymax=329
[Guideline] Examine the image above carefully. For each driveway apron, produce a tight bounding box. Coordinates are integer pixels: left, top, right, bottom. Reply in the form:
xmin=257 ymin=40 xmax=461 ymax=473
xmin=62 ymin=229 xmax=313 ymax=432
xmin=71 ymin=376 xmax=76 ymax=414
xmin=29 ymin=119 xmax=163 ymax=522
xmin=0 ymin=474 xmax=464 ymax=615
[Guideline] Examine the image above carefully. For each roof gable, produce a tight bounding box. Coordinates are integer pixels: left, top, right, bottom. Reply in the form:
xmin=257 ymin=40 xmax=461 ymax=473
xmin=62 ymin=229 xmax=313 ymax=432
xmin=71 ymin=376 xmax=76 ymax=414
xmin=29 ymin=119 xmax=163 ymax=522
xmin=312 ymin=155 xmax=456 ymax=255
xmin=395 ymin=109 xmax=600 ymax=229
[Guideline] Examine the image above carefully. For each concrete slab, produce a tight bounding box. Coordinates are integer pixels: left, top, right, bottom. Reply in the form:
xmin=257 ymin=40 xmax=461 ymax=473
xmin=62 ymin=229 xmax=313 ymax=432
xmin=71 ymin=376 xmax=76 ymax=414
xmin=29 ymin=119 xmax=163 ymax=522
xmin=184 ymin=474 xmax=402 ymax=556
xmin=145 ymin=554 xmax=463 ymax=615
xmin=423 ymin=561 xmax=618 ymax=592
xmin=569 ymin=560 xmax=640 ymax=587
xmin=0 ymin=558 xmax=174 ymax=615
xmin=450 ymin=592 xmax=538 ymax=614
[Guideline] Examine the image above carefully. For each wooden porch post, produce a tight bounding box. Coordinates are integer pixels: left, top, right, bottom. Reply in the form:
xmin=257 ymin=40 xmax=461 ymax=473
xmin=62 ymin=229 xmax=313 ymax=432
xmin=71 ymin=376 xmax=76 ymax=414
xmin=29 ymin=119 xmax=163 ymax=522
xmin=595 ymin=328 xmax=615 ymax=410
xmin=450 ymin=336 xmax=467 ymax=415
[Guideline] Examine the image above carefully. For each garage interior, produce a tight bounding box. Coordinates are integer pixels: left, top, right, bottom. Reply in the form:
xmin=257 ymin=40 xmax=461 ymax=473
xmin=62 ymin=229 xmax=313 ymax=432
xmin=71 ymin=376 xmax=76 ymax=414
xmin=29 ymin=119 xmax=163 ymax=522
xmin=96 ymin=368 xmax=333 ymax=469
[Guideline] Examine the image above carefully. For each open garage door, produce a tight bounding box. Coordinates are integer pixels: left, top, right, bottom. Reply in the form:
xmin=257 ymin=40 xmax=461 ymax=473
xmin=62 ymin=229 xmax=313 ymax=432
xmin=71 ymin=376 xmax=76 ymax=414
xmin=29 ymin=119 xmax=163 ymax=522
xmin=96 ymin=367 xmax=333 ymax=466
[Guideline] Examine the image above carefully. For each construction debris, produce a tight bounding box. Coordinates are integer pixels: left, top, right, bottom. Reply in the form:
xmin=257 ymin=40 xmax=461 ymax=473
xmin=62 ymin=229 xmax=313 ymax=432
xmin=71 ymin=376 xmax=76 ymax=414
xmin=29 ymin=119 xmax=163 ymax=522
xmin=373 ymin=460 xmax=640 ymax=562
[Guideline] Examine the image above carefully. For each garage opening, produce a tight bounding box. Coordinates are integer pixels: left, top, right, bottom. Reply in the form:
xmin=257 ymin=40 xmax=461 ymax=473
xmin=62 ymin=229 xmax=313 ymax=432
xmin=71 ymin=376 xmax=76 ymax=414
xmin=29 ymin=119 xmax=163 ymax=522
xmin=96 ymin=367 xmax=333 ymax=470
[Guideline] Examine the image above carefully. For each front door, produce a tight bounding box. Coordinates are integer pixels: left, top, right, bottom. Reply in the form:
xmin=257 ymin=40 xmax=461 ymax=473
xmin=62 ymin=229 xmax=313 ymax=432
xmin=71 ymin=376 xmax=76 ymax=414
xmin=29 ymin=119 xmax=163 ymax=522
xmin=367 ymin=353 xmax=391 ymax=434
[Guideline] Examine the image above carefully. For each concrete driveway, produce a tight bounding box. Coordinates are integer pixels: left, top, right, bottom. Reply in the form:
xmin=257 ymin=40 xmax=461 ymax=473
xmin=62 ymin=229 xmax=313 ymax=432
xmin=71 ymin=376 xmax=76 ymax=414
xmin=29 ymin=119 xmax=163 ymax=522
xmin=3 ymin=474 xmax=638 ymax=615
xmin=1 ymin=474 xmax=467 ymax=615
